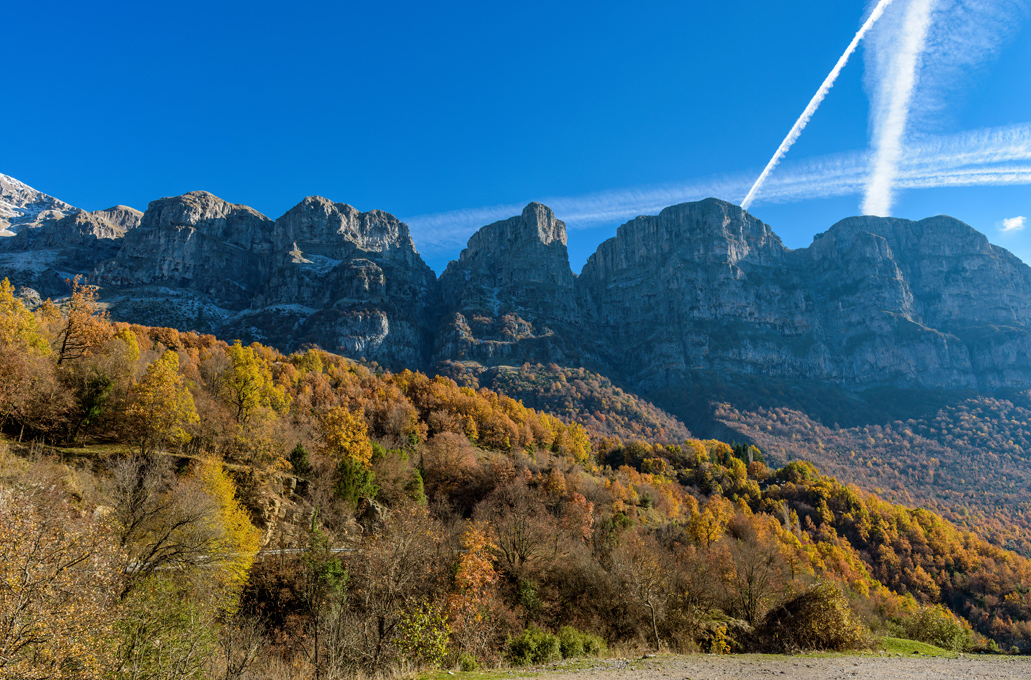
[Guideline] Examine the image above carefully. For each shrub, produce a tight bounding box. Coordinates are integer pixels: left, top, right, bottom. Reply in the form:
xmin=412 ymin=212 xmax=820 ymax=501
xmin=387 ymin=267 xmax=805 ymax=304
xmin=288 ymin=443 xmax=312 ymax=477
xmin=753 ymin=583 xmax=869 ymax=652
xmin=457 ymin=652 xmax=480 ymax=671
xmin=335 ymin=455 xmax=378 ymax=507
xmin=396 ymin=601 xmax=451 ymax=668
xmin=557 ymin=626 xmax=606 ymax=659
xmin=903 ymin=604 xmax=976 ymax=651
xmin=507 ymin=626 xmax=560 ymax=666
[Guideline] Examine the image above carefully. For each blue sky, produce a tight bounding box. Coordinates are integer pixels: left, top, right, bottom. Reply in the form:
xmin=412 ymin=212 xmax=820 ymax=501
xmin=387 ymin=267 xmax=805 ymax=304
xmin=4 ymin=0 xmax=1030 ymax=273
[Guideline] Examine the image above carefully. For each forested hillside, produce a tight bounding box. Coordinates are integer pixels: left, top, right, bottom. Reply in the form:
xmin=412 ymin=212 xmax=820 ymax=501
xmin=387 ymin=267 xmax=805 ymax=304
xmin=3 ymin=277 xmax=1031 ymax=679
xmin=717 ymin=393 xmax=1031 ymax=557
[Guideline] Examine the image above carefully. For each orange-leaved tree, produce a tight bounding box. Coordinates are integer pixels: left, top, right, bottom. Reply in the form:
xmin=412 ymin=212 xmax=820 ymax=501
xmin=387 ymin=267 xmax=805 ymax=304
xmin=447 ymin=520 xmax=500 ymax=660
xmin=52 ymin=275 xmax=112 ymax=365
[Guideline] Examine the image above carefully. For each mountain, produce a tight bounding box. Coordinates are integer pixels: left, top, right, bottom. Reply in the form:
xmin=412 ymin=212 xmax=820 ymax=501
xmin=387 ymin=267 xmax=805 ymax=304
xmin=10 ymin=173 xmax=1031 ymax=551
xmin=6 ymin=174 xmax=1031 ymax=392
xmin=0 ymin=173 xmax=79 ymax=236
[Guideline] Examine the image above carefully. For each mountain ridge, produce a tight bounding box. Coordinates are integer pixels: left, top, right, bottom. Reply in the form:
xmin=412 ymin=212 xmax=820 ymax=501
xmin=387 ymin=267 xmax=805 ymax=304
xmin=4 ymin=175 xmax=1031 ymax=398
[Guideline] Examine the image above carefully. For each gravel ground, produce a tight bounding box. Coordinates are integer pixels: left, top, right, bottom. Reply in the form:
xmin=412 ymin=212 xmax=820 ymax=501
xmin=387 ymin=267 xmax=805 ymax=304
xmin=529 ymin=654 xmax=1031 ymax=680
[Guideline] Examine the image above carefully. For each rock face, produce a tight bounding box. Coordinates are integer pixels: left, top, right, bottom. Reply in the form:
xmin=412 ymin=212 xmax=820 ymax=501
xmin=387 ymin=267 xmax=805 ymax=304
xmin=93 ymin=192 xmax=438 ymax=367
xmin=4 ymin=171 xmax=1031 ymax=395
xmin=236 ymin=196 xmax=438 ymax=367
xmin=797 ymin=215 xmax=1031 ymax=389
xmin=435 ymin=202 xmax=579 ymax=365
xmin=0 ymin=186 xmax=142 ymax=298
xmin=577 ymin=200 xmax=1031 ymax=391
xmin=578 ymin=199 xmax=812 ymax=389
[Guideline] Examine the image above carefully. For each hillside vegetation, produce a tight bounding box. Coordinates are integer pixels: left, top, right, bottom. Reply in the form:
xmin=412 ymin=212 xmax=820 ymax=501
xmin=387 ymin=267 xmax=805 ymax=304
xmin=717 ymin=392 xmax=1031 ymax=557
xmin=2 ymin=277 xmax=1031 ymax=679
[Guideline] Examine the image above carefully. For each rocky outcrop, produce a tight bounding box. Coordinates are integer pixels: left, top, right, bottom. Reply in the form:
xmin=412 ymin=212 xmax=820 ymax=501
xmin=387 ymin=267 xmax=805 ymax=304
xmin=0 ymin=201 xmax=142 ymax=298
xmin=93 ymin=191 xmax=276 ymax=331
xmin=577 ymin=199 xmax=818 ymax=388
xmin=4 ymin=171 xmax=1031 ymax=396
xmin=577 ymin=200 xmax=1031 ymax=391
xmin=435 ymin=202 xmax=579 ymax=366
xmin=232 ymin=196 xmax=438 ymax=367
xmin=796 ymin=215 xmax=1031 ymax=389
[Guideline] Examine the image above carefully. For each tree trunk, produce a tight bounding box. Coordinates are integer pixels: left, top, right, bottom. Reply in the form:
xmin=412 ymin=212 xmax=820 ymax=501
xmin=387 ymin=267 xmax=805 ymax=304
xmin=647 ymin=600 xmax=660 ymax=652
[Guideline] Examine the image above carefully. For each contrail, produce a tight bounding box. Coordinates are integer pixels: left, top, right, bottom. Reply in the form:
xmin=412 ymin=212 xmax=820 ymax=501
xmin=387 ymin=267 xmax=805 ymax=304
xmin=740 ymin=0 xmax=897 ymax=210
xmin=862 ymin=0 xmax=938 ymax=215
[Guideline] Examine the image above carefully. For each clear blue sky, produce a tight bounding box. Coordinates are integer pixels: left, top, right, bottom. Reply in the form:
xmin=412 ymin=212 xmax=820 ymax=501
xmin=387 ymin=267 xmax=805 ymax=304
xmin=4 ymin=0 xmax=1030 ymax=273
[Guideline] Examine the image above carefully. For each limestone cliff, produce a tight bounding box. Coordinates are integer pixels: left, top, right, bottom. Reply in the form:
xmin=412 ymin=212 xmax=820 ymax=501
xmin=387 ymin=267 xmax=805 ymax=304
xmin=4 ymin=171 xmax=1031 ymax=398
xmin=577 ymin=200 xmax=1031 ymax=391
xmin=234 ymin=196 xmax=438 ymax=367
xmin=435 ymin=202 xmax=579 ymax=366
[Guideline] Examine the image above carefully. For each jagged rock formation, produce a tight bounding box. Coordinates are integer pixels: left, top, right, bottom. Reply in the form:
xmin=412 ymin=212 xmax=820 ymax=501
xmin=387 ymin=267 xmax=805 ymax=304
xmin=578 ymin=199 xmax=1031 ymax=391
xmin=3 ymin=173 xmax=1031 ymax=395
xmin=234 ymin=196 xmax=438 ymax=368
xmin=435 ymin=202 xmax=579 ymax=365
xmin=0 ymin=186 xmax=141 ymax=297
xmin=577 ymin=199 xmax=810 ymax=390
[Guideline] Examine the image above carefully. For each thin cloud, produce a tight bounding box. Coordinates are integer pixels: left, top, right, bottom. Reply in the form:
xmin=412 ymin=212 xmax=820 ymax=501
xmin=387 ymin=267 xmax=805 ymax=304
xmin=861 ymin=0 xmax=1031 ymax=215
xmin=1000 ymin=216 xmax=1027 ymax=232
xmin=862 ymin=0 xmax=937 ymax=216
xmin=404 ymin=122 xmax=1031 ymax=255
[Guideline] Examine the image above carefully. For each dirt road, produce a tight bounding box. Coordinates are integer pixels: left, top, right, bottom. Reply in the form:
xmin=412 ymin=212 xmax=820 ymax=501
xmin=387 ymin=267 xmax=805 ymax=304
xmin=534 ymin=654 xmax=1031 ymax=680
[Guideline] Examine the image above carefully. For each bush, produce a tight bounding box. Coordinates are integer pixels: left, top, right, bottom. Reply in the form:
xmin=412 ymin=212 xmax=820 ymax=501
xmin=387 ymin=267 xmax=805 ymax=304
xmin=903 ymin=604 xmax=976 ymax=651
xmin=557 ymin=626 xmax=606 ymax=658
xmin=753 ymin=583 xmax=869 ymax=653
xmin=335 ymin=456 xmax=378 ymax=507
xmin=508 ymin=626 xmax=560 ymax=666
xmin=289 ymin=443 xmax=312 ymax=477
xmin=457 ymin=652 xmax=480 ymax=671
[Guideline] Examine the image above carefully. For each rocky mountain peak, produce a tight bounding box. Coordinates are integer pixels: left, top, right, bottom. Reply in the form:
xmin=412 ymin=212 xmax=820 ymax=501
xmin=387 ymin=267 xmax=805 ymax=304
xmin=0 ymin=173 xmax=79 ymax=236
xmin=92 ymin=206 xmax=143 ymax=233
xmin=462 ymin=201 xmax=568 ymax=258
xmin=275 ymin=196 xmax=420 ymax=260
xmin=140 ymin=191 xmax=272 ymax=246
xmin=434 ymin=202 xmax=579 ymax=367
xmin=449 ymin=202 xmax=572 ymax=289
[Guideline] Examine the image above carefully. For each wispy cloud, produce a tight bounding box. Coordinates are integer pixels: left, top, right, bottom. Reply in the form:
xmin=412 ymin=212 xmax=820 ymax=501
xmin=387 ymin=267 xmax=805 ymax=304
xmin=862 ymin=0 xmax=938 ymax=216
xmin=741 ymin=0 xmax=896 ymax=210
xmin=861 ymin=0 xmax=1031 ymax=215
xmin=892 ymin=0 xmax=1031 ymax=131
xmin=1000 ymin=216 xmax=1027 ymax=232
xmin=404 ymin=122 xmax=1031 ymax=255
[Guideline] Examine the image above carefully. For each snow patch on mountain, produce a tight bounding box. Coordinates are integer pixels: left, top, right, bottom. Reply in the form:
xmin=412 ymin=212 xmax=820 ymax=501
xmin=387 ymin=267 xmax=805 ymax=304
xmin=0 ymin=173 xmax=80 ymax=234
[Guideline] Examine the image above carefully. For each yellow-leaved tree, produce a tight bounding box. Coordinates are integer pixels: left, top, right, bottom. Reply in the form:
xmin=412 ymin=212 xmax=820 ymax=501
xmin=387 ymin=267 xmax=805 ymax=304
xmin=0 ymin=278 xmax=49 ymax=353
xmin=125 ymin=350 xmax=199 ymax=455
xmin=0 ymin=278 xmax=52 ymax=430
xmin=319 ymin=406 xmax=373 ymax=467
xmin=0 ymin=482 xmax=122 ymax=680
xmin=222 ymin=340 xmax=291 ymax=424
xmin=319 ymin=406 xmax=376 ymax=505
xmin=195 ymin=458 xmax=262 ymax=602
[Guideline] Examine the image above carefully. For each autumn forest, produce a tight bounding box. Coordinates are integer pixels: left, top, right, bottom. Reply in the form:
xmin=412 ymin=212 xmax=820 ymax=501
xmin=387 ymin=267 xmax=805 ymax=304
xmin=3 ymin=276 xmax=1031 ymax=680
